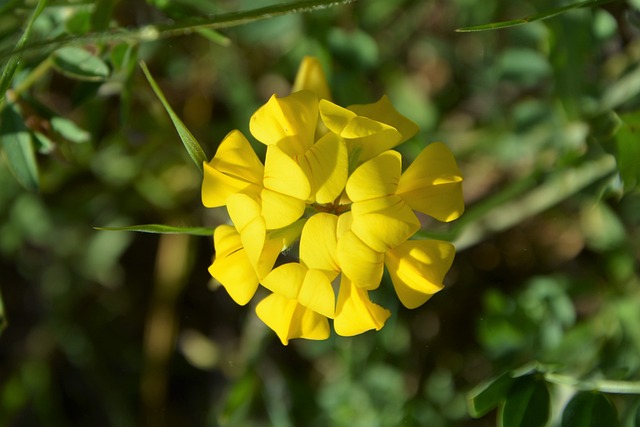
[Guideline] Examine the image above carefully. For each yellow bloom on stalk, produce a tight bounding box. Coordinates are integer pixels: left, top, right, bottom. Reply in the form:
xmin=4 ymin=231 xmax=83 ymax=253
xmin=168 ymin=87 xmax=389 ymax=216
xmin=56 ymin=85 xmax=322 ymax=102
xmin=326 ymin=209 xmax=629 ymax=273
xmin=202 ymin=56 xmax=464 ymax=344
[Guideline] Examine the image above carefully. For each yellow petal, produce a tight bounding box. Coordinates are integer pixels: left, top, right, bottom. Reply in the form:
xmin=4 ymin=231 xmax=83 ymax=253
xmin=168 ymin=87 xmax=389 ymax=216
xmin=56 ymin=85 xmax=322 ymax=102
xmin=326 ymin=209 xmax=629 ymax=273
xmin=256 ymin=293 xmax=330 ymax=345
xmin=249 ymin=91 xmax=318 ymax=155
xmin=350 ymin=195 xmax=420 ymax=253
xmin=385 ymin=239 xmax=455 ymax=309
xmin=261 ymin=263 xmax=336 ymax=318
xmin=348 ymin=95 xmax=419 ymax=144
xmin=346 ymin=150 xmax=401 ymax=202
xmin=397 ymin=142 xmax=464 ymax=222
xmin=226 ymin=193 xmax=281 ymax=278
xmin=298 ymin=132 xmax=348 ymax=204
xmin=319 ymin=99 xmax=357 ymax=135
xmin=300 ymin=213 xmax=340 ymax=273
xmin=340 ymin=116 xmax=402 ymax=163
xmin=291 ymin=56 xmax=332 ymax=101
xmin=335 ymin=211 xmax=353 ymax=239
xmin=202 ymin=130 xmax=263 ymax=207
xmin=263 ymin=144 xmax=311 ymax=200
xmin=261 ymin=188 xmax=306 ymax=230
xmin=299 ymin=269 xmax=336 ymax=318
xmin=261 ymin=262 xmax=306 ymax=299
xmin=336 ymin=230 xmax=384 ymax=290
xmin=334 ymin=275 xmax=390 ymax=336
xmin=208 ymin=225 xmax=258 ymax=305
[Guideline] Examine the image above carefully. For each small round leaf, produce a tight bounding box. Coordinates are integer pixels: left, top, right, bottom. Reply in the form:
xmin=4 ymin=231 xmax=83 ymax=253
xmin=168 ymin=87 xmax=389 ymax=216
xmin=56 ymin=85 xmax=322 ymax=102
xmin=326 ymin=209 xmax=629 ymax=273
xmin=51 ymin=47 xmax=110 ymax=81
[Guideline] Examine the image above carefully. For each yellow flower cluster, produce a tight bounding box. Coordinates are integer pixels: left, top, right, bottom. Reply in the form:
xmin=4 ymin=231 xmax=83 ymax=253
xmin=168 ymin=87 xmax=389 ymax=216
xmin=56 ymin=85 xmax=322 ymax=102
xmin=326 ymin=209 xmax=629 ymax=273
xmin=202 ymin=57 xmax=464 ymax=345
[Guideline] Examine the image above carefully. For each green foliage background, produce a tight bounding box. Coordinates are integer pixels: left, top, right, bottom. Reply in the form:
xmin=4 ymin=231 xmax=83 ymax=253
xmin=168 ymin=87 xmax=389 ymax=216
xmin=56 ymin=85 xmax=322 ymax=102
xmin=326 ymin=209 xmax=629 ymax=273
xmin=1 ymin=0 xmax=640 ymax=426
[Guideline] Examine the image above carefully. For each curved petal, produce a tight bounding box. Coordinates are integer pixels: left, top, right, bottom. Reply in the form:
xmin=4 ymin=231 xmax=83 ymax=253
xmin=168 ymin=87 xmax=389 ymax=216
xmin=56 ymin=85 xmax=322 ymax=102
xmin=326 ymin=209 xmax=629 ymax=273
xmin=341 ymin=117 xmax=402 ymax=163
xmin=256 ymin=293 xmax=330 ymax=345
xmin=385 ymin=239 xmax=455 ymax=309
xmin=346 ymin=150 xmax=401 ymax=202
xmin=261 ymin=263 xmax=336 ymax=318
xmin=300 ymin=213 xmax=340 ymax=273
xmin=319 ymin=99 xmax=356 ymax=135
xmin=334 ymin=275 xmax=390 ymax=336
xmin=209 ymin=225 xmax=258 ymax=305
xmin=227 ymin=193 xmax=281 ymax=278
xmin=291 ymin=56 xmax=332 ymax=101
xmin=264 ymin=145 xmax=311 ymax=201
xmin=261 ymin=188 xmax=306 ymax=230
xmin=202 ymin=130 xmax=263 ymax=207
xmin=336 ymin=230 xmax=384 ymax=290
xmin=226 ymin=193 xmax=265 ymax=265
xmin=397 ymin=142 xmax=464 ymax=222
xmin=350 ymin=195 xmax=420 ymax=253
xmin=250 ymin=91 xmax=318 ymax=155
xmin=298 ymin=132 xmax=348 ymax=204
xmin=261 ymin=262 xmax=306 ymax=300
xmin=348 ymin=95 xmax=419 ymax=144
xmin=299 ymin=269 xmax=336 ymax=318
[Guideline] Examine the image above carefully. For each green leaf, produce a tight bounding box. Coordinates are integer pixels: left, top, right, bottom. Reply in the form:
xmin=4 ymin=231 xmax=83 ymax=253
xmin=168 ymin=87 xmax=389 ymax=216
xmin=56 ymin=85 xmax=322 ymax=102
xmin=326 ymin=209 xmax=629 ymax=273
xmin=456 ymin=0 xmax=618 ymax=32
xmin=140 ymin=61 xmax=208 ymax=174
xmin=500 ymin=376 xmax=550 ymax=427
xmin=0 ymin=0 xmax=47 ymax=107
xmin=0 ymin=102 xmax=39 ymax=191
xmin=50 ymin=117 xmax=91 ymax=143
xmin=615 ymin=111 xmax=640 ymax=192
xmin=561 ymin=392 xmax=618 ymax=427
xmin=95 ymin=224 xmax=214 ymax=236
xmin=51 ymin=46 xmax=110 ymax=81
xmin=91 ymin=0 xmax=116 ymax=32
xmin=468 ymin=371 xmax=516 ymax=418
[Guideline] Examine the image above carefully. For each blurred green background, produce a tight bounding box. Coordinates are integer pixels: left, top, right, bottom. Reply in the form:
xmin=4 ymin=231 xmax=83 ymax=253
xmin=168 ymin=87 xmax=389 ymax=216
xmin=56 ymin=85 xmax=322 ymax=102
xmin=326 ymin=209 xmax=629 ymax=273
xmin=1 ymin=0 xmax=640 ymax=426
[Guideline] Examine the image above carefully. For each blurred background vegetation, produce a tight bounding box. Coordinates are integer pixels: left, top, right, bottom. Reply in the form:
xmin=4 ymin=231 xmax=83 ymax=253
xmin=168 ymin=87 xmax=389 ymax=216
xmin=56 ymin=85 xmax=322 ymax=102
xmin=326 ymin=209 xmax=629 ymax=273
xmin=1 ymin=0 xmax=640 ymax=426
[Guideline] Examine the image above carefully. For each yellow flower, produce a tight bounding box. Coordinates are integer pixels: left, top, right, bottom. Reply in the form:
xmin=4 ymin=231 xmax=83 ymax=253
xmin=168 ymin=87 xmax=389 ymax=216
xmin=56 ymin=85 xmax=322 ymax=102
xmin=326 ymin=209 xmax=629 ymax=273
xmin=202 ymin=56 xmax=465 ymax=344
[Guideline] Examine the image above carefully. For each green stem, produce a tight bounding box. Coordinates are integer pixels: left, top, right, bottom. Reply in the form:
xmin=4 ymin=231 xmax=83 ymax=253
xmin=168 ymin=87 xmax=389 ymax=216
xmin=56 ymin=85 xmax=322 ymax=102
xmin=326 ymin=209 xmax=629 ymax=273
xmin=8 ymin=57 xmax=53 ymax=100
xmin=544 ymin=372 xmax=640 ymax=394
xmin=0 ymin=0 xmax=356 ymax=62
xmin=456 ymin=0 xmax=619 ymax=32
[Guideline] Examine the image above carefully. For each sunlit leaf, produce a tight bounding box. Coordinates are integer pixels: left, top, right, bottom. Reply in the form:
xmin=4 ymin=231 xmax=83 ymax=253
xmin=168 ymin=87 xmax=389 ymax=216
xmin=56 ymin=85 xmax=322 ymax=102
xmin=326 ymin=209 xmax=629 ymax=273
xmin=140 ymin=61 xmax=208 ymax=174
xmin=95 ymin=224 xmax=214 ymax=236
xmin=0 ymin=102 xmax=39 ymax=191
xmin=457 ymin=0 xmax=617 ymax=32
xmin=561 ymin=392 xmax=618 ymax=427
xmin=51 ymin=46 xmax=110 ymax=81
xmin=468 ymin=371 xmax=516 ymax=418
xmin=500 ymin=376 xmax=550 ymax=427
xmin=50 ymin=117 xmax=91 ymax=143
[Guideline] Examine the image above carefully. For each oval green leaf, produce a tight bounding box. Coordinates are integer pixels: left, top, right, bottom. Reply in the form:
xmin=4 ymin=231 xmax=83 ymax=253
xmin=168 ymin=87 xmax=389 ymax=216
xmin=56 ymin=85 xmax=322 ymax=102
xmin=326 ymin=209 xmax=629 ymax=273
xmin=0 ymin=102 xmax=39 ymax=192
xmin=500 ymin=376 xmax=550 ymax=427
xmin=50 ymin=117 xmax=91 ymax=143
xmin=51 ymin=46 xmax=110 ymax=81
xmin=561 ymin=391 xmax=618 ymax=427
